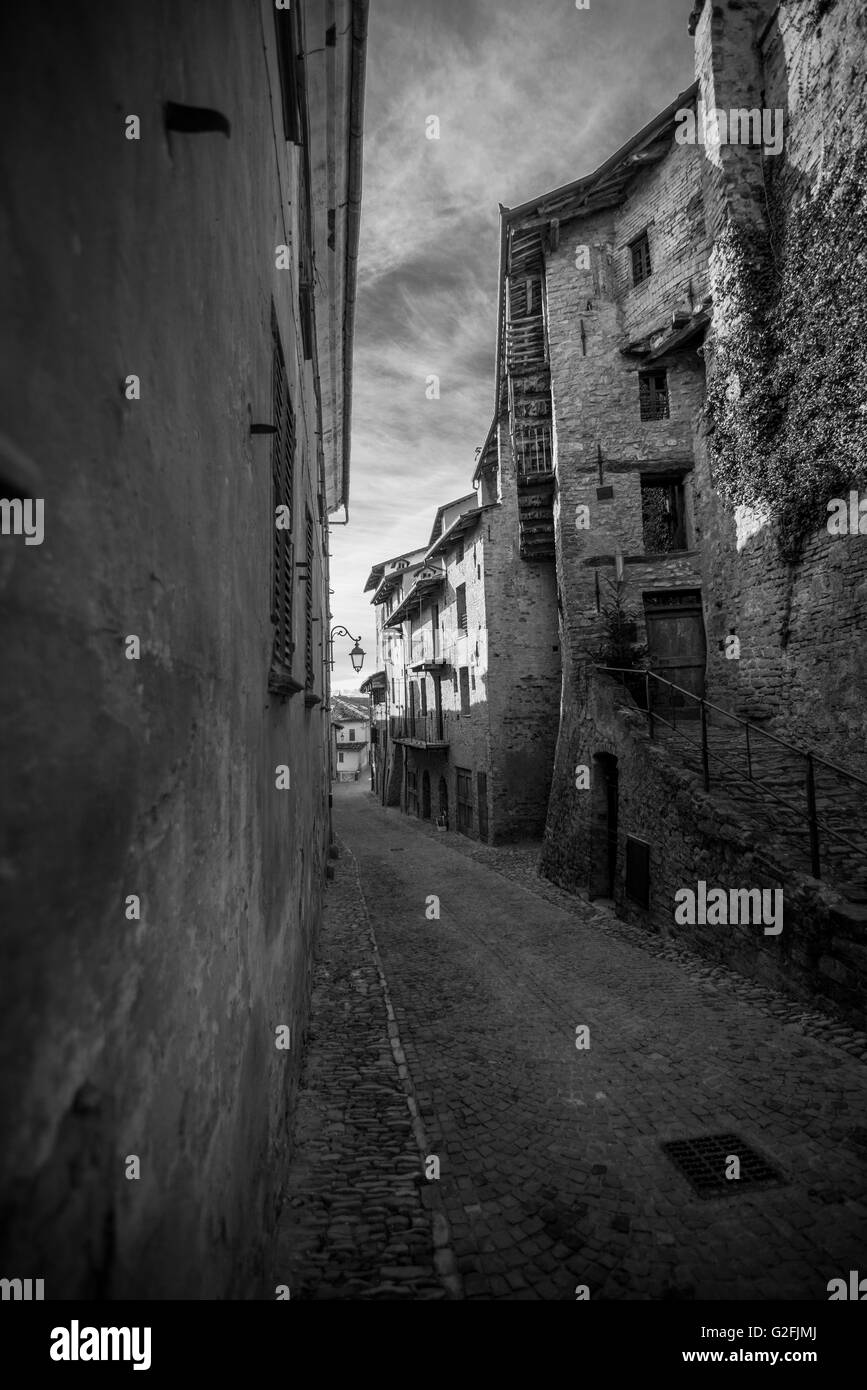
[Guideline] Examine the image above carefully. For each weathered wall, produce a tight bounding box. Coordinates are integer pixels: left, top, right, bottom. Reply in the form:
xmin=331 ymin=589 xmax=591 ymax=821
xmin=693 ymin=0 xmax=867 ymax=763
xmin=542 ymin=669 xmax=867 ymax=1028
xmin=485 ymin=425 xmax=560 ymax=842
xmin=546 ymin=180 xmax=708 ymax=668
xmin=0 ymin=1 xmax=331 ymax=1297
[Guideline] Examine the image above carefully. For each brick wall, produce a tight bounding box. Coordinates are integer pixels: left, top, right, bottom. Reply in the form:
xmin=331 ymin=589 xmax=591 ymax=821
xmin=693 ymin=0 xmax=867 ymax=763
xmin=542 ymin=667 xmax=866 ymax=1028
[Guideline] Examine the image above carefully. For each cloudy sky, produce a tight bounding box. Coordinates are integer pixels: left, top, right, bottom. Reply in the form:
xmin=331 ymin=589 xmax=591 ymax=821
xmin=329 ymin=0 xmax=695 ymax=690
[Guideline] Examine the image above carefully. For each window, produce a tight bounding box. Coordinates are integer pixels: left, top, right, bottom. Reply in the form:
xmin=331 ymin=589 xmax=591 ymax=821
xmin=456 ymin=768 xmax=473 ymax=835
xmin=337 ymin=750 xmax=344 ymax=764
xmin=630 ymin=231 xmax=652 ymax=285
xmin=640 ymin=476 xmax=687 ymax=551
xmin=639 ymin=370 xmax=669 ymax=422
xmin=420 ymin=679 xmax=427 ymax=717
xmin=304 ymin=506 xmax=314 ymax=688
xmin=348 ymin=728 xmax=355 ymax=740
xmin=269 ymin=310 xmax=296 ymax=691
xmin=456 ymin=583 xmax=467 ymax=633
xmin=456 ymin=537 xmax=464 ymax=563
xmin=459 ymin=666 xmax=470 ymax=715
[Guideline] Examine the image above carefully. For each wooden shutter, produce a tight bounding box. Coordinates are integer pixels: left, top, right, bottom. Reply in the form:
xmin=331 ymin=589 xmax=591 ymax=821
xmin=271 ymin=313 xmax=296 ymax=675
xmin=304 ymin=506 xmax=314 ymax=688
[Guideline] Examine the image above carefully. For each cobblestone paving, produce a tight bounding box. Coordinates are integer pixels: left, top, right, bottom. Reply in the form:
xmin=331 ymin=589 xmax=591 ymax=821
xmin=274 ymin=781 xmax=867 ymax=1300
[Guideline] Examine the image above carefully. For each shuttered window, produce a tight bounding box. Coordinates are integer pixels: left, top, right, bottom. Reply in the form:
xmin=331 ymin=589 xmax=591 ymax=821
xmin=456 ymin=583 xmax=467 ymax=633
xmin=271 ymin=312 xmax=296 ymax=686
xmin=304 ymin=506 xmax=315 ymax=689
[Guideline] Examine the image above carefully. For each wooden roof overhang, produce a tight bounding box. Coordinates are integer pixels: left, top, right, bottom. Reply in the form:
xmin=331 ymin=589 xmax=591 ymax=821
xmin=359 ymin=670 xmax=386 ymax=692
xmin=487 ymin=83 xmax=700 ymax=413
xmin=384 ymin=566 xmax=446 ymax=627
xmin=633 ymin=309 xmax=711 ymax=362
xmin=370 ymin=560 xmax=423 ymax=605
xmin=423 ymin=506 xmax=488 ymax=564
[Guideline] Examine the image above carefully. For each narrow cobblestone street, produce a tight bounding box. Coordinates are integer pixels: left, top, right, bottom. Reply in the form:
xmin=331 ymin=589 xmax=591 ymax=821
xmin=273 ymin=781 xmax=867 ymax=1301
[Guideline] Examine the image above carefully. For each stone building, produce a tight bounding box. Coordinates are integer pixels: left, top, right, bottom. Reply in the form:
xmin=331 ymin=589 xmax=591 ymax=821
xmin=363 ymin=481 xmax=560 ymax=841
xmin=486 ymin=0 xmax=867 ymax=1023
xmin=0 ymin=1 xmax=368 ymax=1296
xmin=331 ymin=695 xmax=370 ymax=782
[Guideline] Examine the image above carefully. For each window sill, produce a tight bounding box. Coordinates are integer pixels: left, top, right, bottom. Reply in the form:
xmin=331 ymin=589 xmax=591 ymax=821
xmin=269 ymin=665 xmax=304 ymax=698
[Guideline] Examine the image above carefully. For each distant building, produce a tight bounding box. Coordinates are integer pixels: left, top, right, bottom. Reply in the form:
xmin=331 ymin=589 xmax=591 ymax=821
xmin=331 ymin=695 xmax=370 ymax=781
xmin=364 ymin=488 xmax=559 ymax=840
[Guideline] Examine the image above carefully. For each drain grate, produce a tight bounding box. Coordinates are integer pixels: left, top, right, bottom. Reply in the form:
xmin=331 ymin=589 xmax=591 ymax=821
xmin=661 ymin=1133 xmax=785 ymax=1198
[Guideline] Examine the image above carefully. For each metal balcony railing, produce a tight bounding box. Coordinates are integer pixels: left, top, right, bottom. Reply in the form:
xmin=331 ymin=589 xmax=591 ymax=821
xmin=515 ymin=423 xmax=553 ymax=478
xmin=596 ymin=665 xmax=867 ymax=883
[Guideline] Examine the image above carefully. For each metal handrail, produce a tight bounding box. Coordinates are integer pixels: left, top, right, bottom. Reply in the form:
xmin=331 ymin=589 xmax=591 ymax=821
xmin=594 ymin=665 xmax=866 ymax=879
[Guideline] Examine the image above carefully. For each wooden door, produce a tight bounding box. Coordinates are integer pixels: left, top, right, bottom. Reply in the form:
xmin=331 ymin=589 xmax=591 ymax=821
xmin=643 ymin=591 xmax=706 ymax=715
xmin=477 ymin=772 xmax=488 ymax=841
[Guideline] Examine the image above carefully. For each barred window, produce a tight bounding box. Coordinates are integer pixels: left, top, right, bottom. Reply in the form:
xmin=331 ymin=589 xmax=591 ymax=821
xmin=639 ymin=370 xmax=670 ymax=421
xmin=270 ymin=312 xmax=296 ymax=688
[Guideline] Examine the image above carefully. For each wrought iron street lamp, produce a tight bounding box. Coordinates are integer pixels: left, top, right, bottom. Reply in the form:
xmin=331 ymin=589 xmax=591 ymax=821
xmin=329 ymin=624 xmax=365 ymax=672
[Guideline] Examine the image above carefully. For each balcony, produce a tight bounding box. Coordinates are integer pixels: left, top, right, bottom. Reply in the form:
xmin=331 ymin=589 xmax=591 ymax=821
xmin=515 ymin=423 xmax=555 ymax=561
xmin=408 ymin=630 xmax=448 ymax=670
xmin=389 ymin=711 xmax=450 ymax=749
xmin=515 ymin=422 xmax=553 ymax=479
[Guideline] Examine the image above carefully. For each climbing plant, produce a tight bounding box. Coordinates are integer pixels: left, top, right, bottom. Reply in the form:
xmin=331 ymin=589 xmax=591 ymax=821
xmin=705 ymin=136 xmax=867 ymax=560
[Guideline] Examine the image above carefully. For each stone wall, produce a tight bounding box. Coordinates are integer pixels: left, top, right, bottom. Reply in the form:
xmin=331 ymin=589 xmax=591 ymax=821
xmin=540 ymin=0 xmax=867 ymax=1012
xmin=693 ymin=0 xmax=867 ymax=764
xmin=0 ymin=1 xmax=334 ymax=1298
xmin=542 ymin=668 xmax=867 ymax=1028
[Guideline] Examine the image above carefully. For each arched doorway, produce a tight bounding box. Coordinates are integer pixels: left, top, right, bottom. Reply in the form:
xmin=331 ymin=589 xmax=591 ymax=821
xmin=438 ymin=776 xmax=449 ymax=829
xmin=422 ymin=770 xmax=431 ymax=820
xmin=589 ymin=753 xmax=618 ymax=899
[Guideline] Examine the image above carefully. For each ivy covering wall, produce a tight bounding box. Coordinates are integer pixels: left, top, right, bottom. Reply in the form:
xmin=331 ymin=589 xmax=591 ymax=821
xmin=705 ymin=140 xmax=867 ymax=560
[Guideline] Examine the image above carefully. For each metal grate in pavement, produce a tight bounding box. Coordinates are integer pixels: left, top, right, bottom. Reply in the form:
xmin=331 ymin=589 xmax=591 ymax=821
xmin=661 ymin=1132 xmax=786 ymax=1198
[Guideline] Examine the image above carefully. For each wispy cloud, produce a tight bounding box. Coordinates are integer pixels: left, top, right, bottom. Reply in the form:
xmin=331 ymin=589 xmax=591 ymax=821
xmin=330 ymin=0 xmax=694 ymax=689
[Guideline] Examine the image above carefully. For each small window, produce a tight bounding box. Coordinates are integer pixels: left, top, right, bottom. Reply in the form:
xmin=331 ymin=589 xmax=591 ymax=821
xmin=641 ymin=475 xmax=687 ymax=551
xmin=459 ymin=666 xmax=470 ymax=714
xmin=456 ymin=583 xmax=468 ymax=633
xmin=348 ymin=728 xmax=355 ymax=740
xmin=639 ymin=370 xmax=670 ymax=422
xmin=630 ymin=231 xmax=652 ymax=286
xmin=337 ymin=750 xmax=344 ymax=764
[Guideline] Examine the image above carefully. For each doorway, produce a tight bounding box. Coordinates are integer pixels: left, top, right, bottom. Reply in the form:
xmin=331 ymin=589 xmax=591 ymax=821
xmin=422 ymin=770 xmax=431 ymax=820
xmin=589 ymin=753 xmax=618 ymax=899
xmin=438 ymin=776 xmax=449 ymax=829
xmin=643 ymin=590 xmax=706 ymax=717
